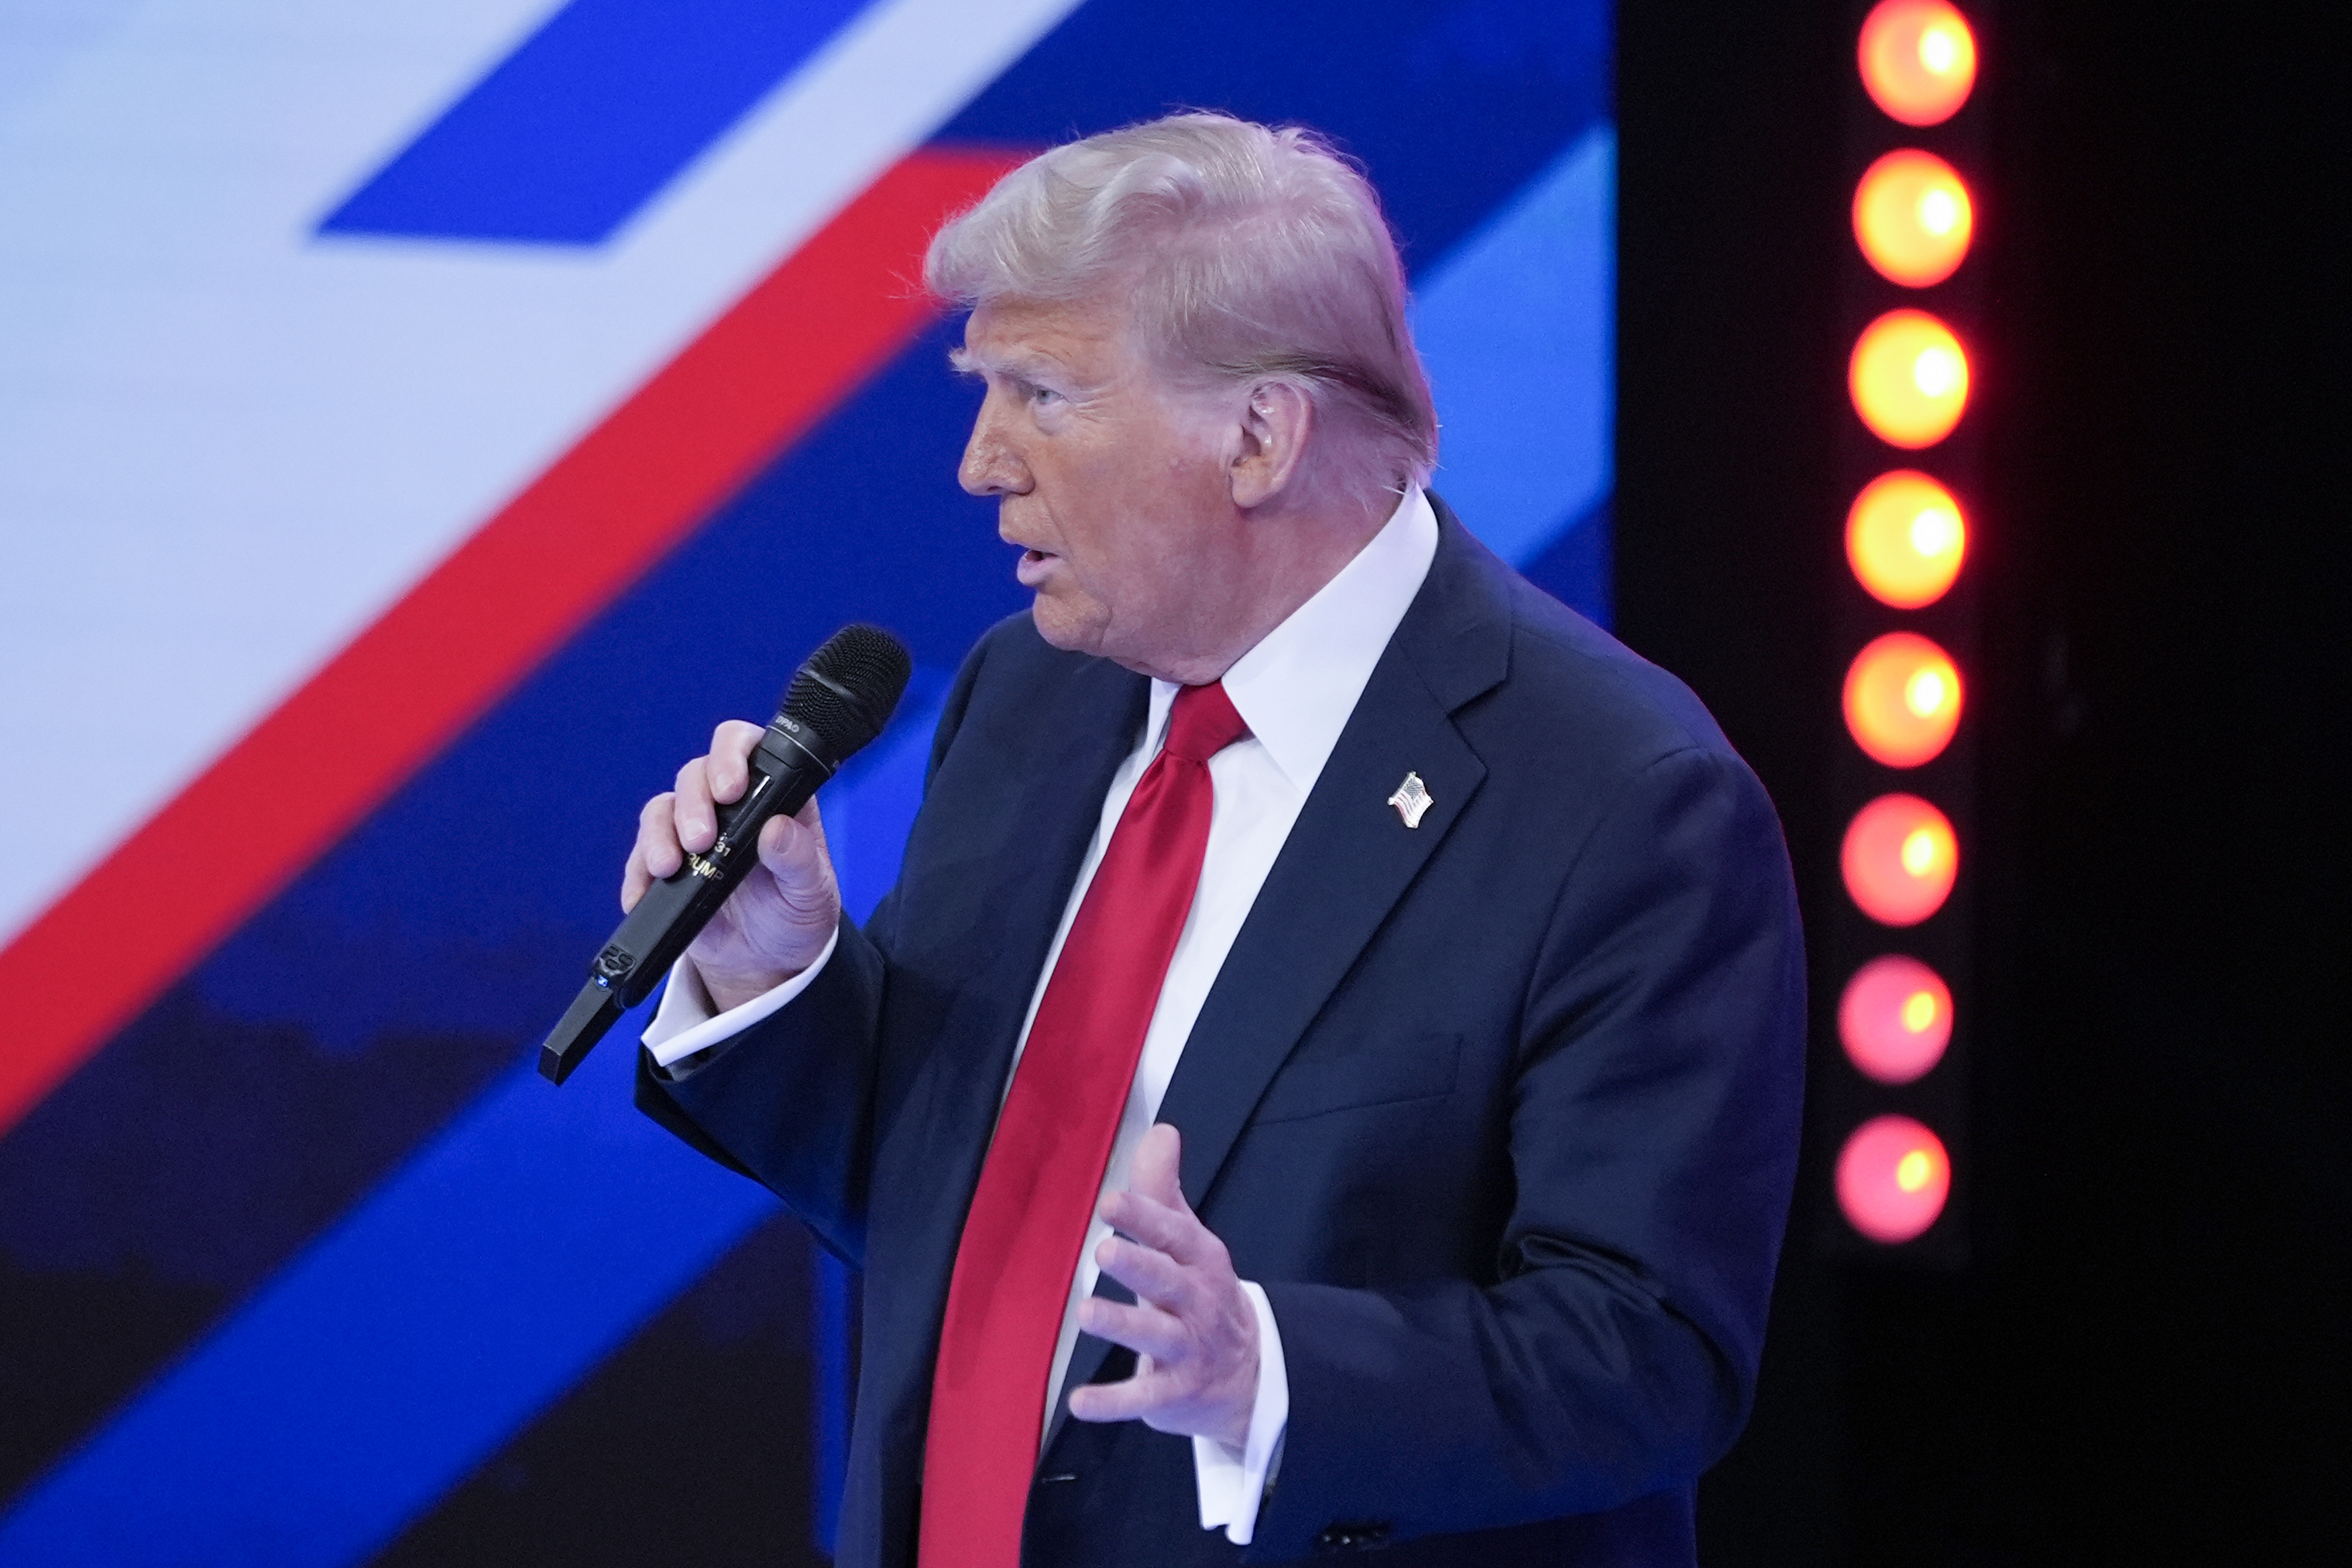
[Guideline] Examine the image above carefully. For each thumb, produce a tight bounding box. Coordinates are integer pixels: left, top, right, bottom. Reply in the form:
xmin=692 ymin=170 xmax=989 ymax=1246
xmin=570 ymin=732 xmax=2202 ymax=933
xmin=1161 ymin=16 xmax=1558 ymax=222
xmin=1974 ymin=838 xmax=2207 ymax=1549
xmin=1131 ymin=1123 xmax=1186 ymax=1212
xmin=756 ymin=795 xmax=829 ymax=859
xmin=753 ymin=798 xmax=840 ymax=928
xmin=756 ymin=798 xmax=832 ymax=881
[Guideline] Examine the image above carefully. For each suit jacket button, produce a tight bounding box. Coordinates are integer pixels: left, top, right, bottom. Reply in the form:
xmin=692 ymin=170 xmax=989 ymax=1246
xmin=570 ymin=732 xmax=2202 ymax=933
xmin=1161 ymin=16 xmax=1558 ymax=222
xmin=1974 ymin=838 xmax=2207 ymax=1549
xmin=1313 ymin=1521 xmax=1392 ymax=1552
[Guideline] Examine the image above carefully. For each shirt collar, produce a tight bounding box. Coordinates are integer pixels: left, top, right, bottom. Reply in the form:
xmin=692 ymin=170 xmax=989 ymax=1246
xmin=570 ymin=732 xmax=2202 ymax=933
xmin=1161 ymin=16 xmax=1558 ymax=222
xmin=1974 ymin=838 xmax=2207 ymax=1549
xmin=1144 ymin=485 xmax=1440 ymax=795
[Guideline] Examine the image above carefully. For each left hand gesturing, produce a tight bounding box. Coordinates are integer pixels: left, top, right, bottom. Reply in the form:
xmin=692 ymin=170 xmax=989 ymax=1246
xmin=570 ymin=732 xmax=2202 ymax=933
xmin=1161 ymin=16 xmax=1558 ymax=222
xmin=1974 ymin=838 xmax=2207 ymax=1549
xmin=1066 ymin=1123 xmax=1258 ymax=1451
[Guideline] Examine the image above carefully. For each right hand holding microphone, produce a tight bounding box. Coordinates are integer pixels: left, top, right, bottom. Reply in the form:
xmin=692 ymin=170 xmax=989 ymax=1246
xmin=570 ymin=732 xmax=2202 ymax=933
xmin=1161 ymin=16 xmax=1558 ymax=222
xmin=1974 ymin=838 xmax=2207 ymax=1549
xmin=624 ymin=719 xmax=843 ymax=1012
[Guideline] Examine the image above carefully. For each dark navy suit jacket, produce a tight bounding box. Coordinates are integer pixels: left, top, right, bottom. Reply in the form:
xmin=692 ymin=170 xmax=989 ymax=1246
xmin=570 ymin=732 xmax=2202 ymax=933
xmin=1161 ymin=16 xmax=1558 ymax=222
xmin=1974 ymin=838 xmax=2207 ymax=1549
xmin=639 ymin=503 xmax=1805 ymax=1566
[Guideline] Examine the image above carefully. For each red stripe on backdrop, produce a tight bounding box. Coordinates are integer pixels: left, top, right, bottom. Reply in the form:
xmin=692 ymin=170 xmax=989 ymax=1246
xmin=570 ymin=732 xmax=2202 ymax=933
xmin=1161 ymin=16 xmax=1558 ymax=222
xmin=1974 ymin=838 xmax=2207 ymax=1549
xmin=0 ymin=145 xmax=1022 ymax=1138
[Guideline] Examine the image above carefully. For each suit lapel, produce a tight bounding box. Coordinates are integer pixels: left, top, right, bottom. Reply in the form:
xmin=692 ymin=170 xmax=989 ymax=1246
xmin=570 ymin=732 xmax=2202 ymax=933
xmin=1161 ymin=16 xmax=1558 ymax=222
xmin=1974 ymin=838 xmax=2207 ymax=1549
xmin=1157 ymin=503 xmax=1512 ymax=1210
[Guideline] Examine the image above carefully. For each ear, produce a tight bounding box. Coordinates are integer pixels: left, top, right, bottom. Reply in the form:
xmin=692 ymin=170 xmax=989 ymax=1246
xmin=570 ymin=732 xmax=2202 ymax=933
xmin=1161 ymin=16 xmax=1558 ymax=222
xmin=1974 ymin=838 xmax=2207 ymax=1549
xmin=1228 ymin=379 xmax=1313 ymax=510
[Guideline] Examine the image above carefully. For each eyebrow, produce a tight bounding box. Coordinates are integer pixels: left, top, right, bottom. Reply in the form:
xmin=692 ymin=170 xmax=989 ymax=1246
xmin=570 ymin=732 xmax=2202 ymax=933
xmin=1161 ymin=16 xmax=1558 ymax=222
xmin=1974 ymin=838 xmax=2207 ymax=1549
xmin=946 ymin=344 xmax=1070 ymax=384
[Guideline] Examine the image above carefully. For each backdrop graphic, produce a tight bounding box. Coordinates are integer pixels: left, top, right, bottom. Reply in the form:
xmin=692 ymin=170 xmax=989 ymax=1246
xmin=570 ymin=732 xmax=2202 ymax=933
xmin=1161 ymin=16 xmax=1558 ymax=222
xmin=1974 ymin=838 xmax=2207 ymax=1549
xmin=0 ymin=2 xmax=1613 ymax=1560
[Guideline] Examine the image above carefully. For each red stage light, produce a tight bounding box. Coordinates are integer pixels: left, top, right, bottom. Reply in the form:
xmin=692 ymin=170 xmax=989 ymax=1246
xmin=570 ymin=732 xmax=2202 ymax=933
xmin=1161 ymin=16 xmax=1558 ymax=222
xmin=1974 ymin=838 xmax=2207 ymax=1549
xmin=1844 ymin=631 xmax=1962 ymax=767
xmin=1854 ymin=148 xmax=1973 ymax=286
xmin=1842 ymin=792 xmax=1958 ymax=925
xmin=1851 ymin=309 xmax=1969 ymax=448
xmin=1848 ymin=470 xmax=1966 ymax=607
xmin=1838 ymin=954 xmax=1954 ymax=1083
xmin=1858 ymin=1 xmax=1978 ymax=127
xmin=1837 ymin=1114 xmax=1952 ymax=1241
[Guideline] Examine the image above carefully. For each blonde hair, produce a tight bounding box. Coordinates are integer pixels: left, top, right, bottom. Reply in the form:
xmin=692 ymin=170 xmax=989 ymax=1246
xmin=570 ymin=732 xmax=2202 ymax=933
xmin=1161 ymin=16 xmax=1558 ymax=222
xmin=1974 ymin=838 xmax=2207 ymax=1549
xmin=925 ymin=112 xmax=1437 ymax=488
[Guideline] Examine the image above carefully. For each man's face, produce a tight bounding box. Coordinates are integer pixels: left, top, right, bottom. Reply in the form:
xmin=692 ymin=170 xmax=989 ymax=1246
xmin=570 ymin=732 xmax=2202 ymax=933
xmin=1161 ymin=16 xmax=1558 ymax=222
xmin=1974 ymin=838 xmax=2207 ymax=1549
xmin=956 ymin=293 xmax=1242 ymax=678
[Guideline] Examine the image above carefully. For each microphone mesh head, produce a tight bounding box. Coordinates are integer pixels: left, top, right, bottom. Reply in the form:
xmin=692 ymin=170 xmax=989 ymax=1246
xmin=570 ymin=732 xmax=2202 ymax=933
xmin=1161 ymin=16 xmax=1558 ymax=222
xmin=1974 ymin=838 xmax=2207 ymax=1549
xmin=779 ymin=623 xmax=913 ymax=760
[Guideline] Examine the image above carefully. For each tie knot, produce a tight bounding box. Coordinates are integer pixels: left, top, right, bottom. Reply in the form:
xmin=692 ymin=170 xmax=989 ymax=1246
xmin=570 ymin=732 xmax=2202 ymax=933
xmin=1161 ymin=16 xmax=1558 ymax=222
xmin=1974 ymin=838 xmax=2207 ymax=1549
xmin=1163 ymin=680 xmax=1249 ymax=763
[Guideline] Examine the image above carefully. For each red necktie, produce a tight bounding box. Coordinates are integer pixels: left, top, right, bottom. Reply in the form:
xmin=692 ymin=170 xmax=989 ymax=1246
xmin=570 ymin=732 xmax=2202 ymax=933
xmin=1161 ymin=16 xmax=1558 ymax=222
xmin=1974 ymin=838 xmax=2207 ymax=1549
xmin=918 ymin=680 xmax=1251 ymax=1566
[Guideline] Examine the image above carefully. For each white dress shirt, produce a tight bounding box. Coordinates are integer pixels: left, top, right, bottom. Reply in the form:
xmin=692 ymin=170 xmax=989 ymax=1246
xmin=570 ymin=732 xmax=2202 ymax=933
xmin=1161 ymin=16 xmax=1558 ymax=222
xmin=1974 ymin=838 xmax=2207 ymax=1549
xmin=645 ymin=486 xmax=1440 ymax=1543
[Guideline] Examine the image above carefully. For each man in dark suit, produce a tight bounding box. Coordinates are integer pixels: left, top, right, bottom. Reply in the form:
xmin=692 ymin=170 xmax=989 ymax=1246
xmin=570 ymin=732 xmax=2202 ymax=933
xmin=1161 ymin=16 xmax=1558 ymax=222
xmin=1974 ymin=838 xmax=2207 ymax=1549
xmin=625 ymin=114 xmax=1803 ymax=1566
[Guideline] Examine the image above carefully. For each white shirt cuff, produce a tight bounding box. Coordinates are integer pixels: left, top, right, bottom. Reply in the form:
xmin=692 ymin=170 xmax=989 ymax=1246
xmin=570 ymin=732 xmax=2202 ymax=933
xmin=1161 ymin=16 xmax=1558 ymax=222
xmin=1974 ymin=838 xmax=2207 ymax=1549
xmin=640 ymin=926 xmax=840 ymax=1069
xmin=1191 ymin=1279 xmax=1287 ymax=1545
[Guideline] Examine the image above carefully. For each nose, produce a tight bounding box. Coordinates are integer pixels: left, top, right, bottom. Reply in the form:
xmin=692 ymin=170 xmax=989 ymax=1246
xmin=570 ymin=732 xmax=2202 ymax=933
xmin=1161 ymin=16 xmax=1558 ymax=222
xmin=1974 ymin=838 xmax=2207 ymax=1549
xmin=959 ymin=390 xmax=1030 ymax=498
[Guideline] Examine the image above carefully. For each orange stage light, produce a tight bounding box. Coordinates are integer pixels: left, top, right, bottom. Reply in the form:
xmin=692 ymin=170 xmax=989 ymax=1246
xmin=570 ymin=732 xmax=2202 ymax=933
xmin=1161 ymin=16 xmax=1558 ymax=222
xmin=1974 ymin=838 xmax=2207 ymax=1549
xmin=1848 ymin=470 xmax=1966 ymax=607
xmin=1842 ymin=792 xmax=1958 ymax=925
xmin=1836 ymin=1113 xmax=1952 ymax=1242
xmin=1844 ymin=631 xmax=1962 ymax=767
xmin=1858 ymin=0 xmax=1977 ymax=126
xmin=1854 ymin=149 xmax=1973 ymax=286
xmin=1838 ymin=954 xmax=1954 ymax=1084
xmin=1851 ymin=308 xmax=1969 ymax=448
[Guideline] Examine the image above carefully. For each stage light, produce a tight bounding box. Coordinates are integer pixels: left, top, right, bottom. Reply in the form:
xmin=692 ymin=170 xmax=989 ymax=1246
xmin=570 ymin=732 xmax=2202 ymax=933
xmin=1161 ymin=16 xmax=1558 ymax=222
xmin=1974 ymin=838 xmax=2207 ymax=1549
xmin=1859 ymin=1 xmax=1977 ymax=127
xmin=1830 ymin=0 xmax=1986 ymax=1271
xmin=1854 ymin=149 xmax=1973 ymax=286
xmin=1848 ymin=470 xmax=1966 ymax=607
xmin=1836 ymin=1113 xmax=1952 ymax=1242
xmin=1844 ymin=631 xmax=1962 ymax=767
xmin=1842 ymin=792 xmax=1958 ymax=925
xmin=1839 ymin=954 xmax=1953 ymax=1084
xmin=1851 ymin=308 xmax=1969 ymax=448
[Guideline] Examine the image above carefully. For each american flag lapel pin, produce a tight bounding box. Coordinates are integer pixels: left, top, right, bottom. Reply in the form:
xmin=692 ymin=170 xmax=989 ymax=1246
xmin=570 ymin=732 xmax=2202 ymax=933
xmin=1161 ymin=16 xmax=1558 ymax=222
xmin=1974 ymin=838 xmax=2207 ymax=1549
xmin=1386 ymin=770 xmax=1434 ymax=829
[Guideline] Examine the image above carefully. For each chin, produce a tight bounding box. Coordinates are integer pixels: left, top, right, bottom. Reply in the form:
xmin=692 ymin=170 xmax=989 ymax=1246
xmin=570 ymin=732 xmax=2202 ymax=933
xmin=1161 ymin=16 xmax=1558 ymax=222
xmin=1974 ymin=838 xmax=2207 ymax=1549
xmin=1028 ymin=593 xmax=1107 ymax=656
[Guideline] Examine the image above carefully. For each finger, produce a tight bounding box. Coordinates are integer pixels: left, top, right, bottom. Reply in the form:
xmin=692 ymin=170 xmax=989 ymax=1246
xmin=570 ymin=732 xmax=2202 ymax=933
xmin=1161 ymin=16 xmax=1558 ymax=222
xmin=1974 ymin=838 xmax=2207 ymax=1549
xmin=1093 ymin=1233 xmax=1210 ymax=1319
xmin=1067 ymin=1368 xmax=1185 ymax=1426
xmin=1098 ymin=1124 xmax=1197 ymax=1259
xmin=672 ymin=756 xmax=719 ymax=851
xmin=1097 ymin=1189 xmax=1223 ymax=1272
xmin=1131 ymin=1123 xmax=1186 ymax=1211
xmin=636 ymin=792 xmax=684 ymax=881
xmin=706 ymin=719 xmax=766 ymax=805
xmin=1077 ymin=1295 xmax=1191 ymax=1363
xmin=622 ymin=839 xmax=648 ymax=911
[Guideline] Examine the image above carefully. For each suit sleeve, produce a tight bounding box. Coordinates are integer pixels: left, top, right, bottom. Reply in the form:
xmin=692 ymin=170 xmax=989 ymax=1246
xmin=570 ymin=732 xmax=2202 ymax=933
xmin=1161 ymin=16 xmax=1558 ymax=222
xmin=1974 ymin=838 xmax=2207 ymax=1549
xmin=1247 ymin=746 xmax=1806 ymax=1556
xmin=632 ymin=625 xmax=1000 ymax=1267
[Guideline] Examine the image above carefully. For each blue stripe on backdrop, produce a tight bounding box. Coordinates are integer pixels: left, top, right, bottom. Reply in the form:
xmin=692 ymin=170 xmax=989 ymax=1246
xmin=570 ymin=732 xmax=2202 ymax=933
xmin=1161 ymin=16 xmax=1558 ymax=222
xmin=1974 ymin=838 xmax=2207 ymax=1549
xmin=1413 ymin=126 xmax=1617 ymax=581
xmin=0 ymin=691 xmax=944 ymax=1568
xmin=318 ymin=0 xmax=876 ymax=244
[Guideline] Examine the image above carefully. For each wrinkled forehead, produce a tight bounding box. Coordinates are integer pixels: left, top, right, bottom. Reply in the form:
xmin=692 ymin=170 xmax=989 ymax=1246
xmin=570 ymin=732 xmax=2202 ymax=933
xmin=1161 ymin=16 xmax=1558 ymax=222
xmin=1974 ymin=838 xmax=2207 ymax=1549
xmin=960 ymin=290 xmax=1129 ymax=362
xmin=955 ymin=287 xmax=1222 ymax=406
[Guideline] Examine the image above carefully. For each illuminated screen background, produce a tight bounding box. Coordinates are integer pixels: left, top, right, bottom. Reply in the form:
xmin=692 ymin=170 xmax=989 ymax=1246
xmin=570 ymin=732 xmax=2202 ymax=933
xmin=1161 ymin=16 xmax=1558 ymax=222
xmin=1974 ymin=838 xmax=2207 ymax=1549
xmin=0 ymin=2 xmax=1613 ymax=1562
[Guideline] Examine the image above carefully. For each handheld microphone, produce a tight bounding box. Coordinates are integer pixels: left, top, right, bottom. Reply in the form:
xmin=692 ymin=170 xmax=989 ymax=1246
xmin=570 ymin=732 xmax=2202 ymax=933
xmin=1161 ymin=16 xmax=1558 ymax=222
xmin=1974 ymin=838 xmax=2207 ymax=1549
xmin=538 ymin=623 xmax=912 ymax=1085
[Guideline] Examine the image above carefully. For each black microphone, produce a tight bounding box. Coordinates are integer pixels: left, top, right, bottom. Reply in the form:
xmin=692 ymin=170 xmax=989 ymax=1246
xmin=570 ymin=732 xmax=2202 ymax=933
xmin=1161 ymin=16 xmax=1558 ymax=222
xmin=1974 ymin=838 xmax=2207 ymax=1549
xmin=538 ymin=623 xmax=913 ymax=1085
